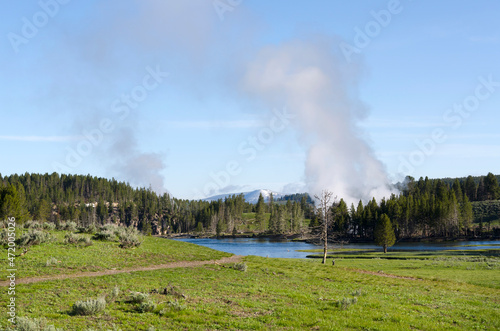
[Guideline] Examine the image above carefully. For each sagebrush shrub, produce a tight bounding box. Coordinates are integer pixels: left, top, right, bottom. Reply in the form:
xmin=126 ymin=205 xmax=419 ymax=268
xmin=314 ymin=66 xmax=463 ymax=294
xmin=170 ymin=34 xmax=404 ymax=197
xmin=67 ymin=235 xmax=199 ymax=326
xmin=92 ymin=229 xmax=115 ymax=241
xmin=106 ymin=286 xmax=120 ymax=303
xmin=233 ymin=262 xmax=247 ymax=272
xmin=129 ymin=291 xmax=150 ymax=304
xmin=64 ymin=233 xmax=79 ymax=244
xmin=71 ymin=297 xmax=106 ymax=315
xmin=42 ymin=222 xmax=56 ymax=231
xmin=78 ymin=223 xmax=97 ymax=234
xmin=78 ymin=236 xmax=93 ymax=247
xmin=118 ymin=228 xmax=142 ymax=248
xmin=336 ymin=297 xmax=358 ymax=310
xmin=101 ymin=223 xmax=119 ymax=233
xmin=64 ymin=221 xmax=78 ymax=232
xmin=17 ymin=229 xmax=51 ymax=247
xmin=167 ymin=300 xmax=186 ymax=311
xmin=24 ymin=220 xmax=42 ymax=229
xmin=137 ymin=299 xmax=157 ymax=313
xmin=14 ymin=316 xmax=62 ymax=331
xmin=45 ymin=257 xmax=59 ymax=267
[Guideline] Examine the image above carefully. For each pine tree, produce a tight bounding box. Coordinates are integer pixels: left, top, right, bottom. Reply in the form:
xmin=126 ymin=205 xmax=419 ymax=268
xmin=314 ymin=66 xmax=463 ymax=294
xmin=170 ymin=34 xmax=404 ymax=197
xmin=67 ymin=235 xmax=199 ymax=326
xmin=374 ymin=214 xmax=396 ymax=253
xmin=464 ymin=176 xmax=477 ymax=201
xmin=35 ymin=199 xmax=52 ymax=222
xmin=255 ymin=193 xmax=266 ymax=231
xmin=460 ymin=194 xmax=473 ymax=234
xmin=0 ymin=184 xmax=30 ymax=223
xmin=484 ymin=172 xmax=499 ymax=200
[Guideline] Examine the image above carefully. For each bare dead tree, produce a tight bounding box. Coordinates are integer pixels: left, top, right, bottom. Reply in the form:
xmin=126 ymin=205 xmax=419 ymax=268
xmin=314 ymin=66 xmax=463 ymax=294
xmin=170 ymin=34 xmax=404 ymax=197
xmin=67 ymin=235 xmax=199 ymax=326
xmin=314 ymin=190 xmax=336 ymax=264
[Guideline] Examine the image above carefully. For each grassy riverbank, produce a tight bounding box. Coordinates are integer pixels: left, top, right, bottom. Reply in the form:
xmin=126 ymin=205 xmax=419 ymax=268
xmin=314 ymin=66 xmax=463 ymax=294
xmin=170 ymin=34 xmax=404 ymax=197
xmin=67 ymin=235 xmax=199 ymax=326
xmin=1 ymin=229 xmax=499 ymax=330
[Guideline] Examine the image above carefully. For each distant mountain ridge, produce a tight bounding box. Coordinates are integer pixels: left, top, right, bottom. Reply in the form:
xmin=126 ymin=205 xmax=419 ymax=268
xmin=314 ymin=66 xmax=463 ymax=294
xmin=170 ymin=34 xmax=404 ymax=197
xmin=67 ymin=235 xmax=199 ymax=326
xmin=202 ymin=189 xmax=285 ymax=204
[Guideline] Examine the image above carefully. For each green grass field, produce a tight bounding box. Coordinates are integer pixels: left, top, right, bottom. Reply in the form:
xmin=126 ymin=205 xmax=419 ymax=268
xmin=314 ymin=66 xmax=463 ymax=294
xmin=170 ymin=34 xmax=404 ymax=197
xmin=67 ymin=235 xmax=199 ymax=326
xmin=1 ymin=230 xmax=231 ymax=280
xmin=1 ymin=229 xmax=499 ymax=330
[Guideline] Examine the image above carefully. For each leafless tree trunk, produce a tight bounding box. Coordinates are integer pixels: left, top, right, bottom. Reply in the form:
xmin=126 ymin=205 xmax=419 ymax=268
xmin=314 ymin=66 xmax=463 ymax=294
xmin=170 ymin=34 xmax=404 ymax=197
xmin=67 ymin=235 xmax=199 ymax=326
xmin=314 ymin=190 xmax=336 ymax=264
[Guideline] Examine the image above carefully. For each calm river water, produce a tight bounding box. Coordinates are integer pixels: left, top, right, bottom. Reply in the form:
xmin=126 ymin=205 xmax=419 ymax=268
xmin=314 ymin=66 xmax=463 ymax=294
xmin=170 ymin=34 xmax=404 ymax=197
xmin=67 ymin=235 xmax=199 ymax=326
xmin=175 ymin=238 xmax=500 ymax=259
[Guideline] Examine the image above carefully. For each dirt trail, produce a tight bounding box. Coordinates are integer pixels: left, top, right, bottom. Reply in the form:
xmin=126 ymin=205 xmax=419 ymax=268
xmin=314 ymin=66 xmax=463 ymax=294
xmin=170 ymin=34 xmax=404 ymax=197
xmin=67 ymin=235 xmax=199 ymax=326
xmin=0 ymin=255 xmax=242 ymax=286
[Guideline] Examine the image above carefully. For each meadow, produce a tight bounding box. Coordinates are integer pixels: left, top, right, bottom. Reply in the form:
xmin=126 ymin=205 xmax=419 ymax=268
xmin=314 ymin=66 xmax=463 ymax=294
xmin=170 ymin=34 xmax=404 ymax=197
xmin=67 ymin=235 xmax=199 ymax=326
xmin=1 ymin=228 xmax=499 ymax=330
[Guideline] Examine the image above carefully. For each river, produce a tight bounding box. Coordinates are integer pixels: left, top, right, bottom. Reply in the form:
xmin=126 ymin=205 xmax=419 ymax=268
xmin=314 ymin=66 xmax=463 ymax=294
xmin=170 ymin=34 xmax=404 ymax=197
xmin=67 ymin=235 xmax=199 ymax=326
xmin=175 ymin=238 xmax=500 ymax=259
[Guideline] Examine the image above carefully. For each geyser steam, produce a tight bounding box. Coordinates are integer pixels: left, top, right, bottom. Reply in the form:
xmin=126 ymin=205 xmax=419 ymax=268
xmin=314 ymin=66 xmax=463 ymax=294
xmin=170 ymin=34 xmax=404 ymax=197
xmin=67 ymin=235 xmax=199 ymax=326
xmin=243 ymin=38 xmax=394 ymax=203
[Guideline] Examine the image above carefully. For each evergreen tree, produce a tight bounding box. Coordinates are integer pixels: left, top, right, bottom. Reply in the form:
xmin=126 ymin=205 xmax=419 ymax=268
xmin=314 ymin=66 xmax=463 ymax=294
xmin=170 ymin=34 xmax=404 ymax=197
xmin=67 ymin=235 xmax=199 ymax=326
xmin=466 ymin=176 xmax=477 ymax=202
xmin=35 ymin=199 xmax=52 ymax=222
xmin=255 ymin=193 xmax=266 ymax=231
xmin=484 ymin=172 xmax=499 ymax=200
xmin=0 ymin=184 xmax=30 ymax=223
xmin=374 ymin=214 xmax=396 ymax=253
xmin=460 ymin=194 xmax=473 ymax=233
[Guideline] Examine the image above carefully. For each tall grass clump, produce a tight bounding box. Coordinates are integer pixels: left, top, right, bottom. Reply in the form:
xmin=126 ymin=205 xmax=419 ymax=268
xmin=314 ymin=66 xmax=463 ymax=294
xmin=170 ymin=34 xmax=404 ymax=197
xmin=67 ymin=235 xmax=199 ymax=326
xmin=71 ymin=297 xmax=106 ymax=316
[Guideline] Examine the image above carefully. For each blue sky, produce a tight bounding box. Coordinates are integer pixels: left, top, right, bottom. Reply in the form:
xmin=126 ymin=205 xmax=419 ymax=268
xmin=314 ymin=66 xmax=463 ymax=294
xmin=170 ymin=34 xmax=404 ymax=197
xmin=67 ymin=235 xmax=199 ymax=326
xmin=1 ymin=0 xmax=499 ymax=201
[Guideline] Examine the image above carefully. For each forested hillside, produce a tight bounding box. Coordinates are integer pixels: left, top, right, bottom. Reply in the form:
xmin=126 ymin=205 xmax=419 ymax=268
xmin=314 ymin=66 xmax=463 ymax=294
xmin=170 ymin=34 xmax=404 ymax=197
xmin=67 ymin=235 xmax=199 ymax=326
xmin=0 ymin=172 xmax=308 ymax=236
xmin=0 ymin=172 xmax=498 ymax=239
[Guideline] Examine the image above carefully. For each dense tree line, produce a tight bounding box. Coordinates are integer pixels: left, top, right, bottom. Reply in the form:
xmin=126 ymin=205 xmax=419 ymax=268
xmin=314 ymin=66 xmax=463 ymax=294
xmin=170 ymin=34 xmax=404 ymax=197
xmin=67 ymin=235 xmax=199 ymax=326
xmin=321 ymin=174 xmax=499 ymax=241
xmin=0 ymin=173 xmax=306 ymax=236
xmin=1 ymin=172 xmax=498 ymax=239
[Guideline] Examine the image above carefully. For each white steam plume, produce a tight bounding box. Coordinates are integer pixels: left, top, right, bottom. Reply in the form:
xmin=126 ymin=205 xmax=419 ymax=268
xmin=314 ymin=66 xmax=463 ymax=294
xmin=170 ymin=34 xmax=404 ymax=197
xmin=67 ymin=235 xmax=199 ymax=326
xmin=242 ymin=38 xmax=394 ymax=204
